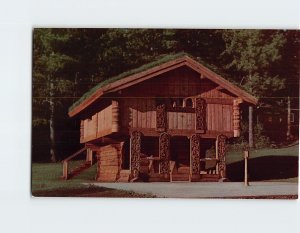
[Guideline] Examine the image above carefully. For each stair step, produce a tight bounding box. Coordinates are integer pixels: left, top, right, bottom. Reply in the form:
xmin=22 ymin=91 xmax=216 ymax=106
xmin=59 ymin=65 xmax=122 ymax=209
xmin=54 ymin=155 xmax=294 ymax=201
xmin=117 ymin=170 xmax=131 ymax=182
xmin=177 ymin=166 xmax=190 ymax=174
xmin=171 ymin=173 xmax=190 ymax=182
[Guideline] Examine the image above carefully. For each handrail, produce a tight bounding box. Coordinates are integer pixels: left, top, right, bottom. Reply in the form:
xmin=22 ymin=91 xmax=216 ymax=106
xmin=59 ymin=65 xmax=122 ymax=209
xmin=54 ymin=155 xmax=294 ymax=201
xmin=62 ymin=147 xmax=88 ymax=180
xmin=62 ymin=147 xmax=87 ymax=163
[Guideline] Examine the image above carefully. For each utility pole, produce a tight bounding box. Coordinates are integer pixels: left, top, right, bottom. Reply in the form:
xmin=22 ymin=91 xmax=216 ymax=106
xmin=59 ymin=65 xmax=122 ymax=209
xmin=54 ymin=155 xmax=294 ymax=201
xmin=249 ymin=106 xmax=254 ymax=148
xmin=287 ymin=96 xmax=291 ymax=140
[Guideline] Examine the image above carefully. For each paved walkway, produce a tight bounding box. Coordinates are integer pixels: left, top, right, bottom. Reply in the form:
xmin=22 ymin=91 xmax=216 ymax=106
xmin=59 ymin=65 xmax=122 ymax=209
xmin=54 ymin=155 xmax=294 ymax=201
xmin=89 ymin=182 xmax=298 ymax=198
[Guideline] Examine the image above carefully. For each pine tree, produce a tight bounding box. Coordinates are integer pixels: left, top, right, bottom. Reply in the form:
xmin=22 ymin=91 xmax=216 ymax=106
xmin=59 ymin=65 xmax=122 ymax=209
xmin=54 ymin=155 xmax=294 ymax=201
xmin=33 ymin=29 xmax=75 ymax=162
xmin=220 ymin=30 xmax=286 ymax=147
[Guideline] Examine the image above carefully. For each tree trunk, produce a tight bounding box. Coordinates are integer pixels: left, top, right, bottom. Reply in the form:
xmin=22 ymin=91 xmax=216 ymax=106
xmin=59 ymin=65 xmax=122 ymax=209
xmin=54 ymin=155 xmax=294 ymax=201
xmin=249 ymin=105 xmax=254 ymax=148
xmin=49 ymin=81 xmax=57 ymax=162
xmin=287 ymin=96 xmax=291 ymax=140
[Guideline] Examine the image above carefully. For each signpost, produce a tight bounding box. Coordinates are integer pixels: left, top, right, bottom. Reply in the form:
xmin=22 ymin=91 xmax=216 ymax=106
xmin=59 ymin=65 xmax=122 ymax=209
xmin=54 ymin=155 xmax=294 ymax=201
xmin=244 ymin=150 xmax=249 ymax=186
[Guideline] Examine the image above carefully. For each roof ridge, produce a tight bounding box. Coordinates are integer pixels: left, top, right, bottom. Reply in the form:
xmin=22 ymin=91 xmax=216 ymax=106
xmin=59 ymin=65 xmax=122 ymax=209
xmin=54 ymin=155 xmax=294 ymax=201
xmin=69 ymin=52 xmax=191 ymax=112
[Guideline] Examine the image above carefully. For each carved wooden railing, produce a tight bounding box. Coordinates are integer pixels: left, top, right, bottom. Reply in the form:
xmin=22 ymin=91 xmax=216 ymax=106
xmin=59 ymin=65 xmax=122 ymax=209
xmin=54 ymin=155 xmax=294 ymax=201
xmin=62 ymin=147 xmax=92 ymax=180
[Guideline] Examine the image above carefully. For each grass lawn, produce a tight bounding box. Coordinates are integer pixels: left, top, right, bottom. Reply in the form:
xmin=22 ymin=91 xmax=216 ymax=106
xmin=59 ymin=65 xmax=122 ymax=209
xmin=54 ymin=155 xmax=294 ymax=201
xmin=226 ymin=144 xmax=299 ymax=182
xmin=31 ymin=161 xmax=155 ymax=197
xmin=226 ymin=144 xmax=299 ymax=164
xmin=32 ymin=144 xmax=298 ymax=197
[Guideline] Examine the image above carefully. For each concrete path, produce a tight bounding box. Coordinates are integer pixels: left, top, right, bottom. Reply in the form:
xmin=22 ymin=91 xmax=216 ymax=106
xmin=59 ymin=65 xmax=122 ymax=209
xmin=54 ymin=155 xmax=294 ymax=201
xmin=88 ymin=182 xmax=298 ymax=198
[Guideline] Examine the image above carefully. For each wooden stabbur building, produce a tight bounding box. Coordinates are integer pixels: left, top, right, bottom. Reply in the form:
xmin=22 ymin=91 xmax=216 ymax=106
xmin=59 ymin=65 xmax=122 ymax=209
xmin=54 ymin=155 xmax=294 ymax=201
xmin=63 ymin=53 xmax=258 ymax=182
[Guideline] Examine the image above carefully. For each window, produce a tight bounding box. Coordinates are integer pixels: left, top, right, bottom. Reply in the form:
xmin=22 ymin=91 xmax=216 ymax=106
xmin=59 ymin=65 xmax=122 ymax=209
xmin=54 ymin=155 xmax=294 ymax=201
xmin=185 ymin=98 xmax=193 ymax=108
xmin=176 ymin=98 xmax=184 ymax=107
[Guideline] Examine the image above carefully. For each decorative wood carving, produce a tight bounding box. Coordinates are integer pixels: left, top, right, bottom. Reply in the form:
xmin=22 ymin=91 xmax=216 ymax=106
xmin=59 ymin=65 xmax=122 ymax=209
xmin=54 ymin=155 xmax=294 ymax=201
xmin=111 ymin=100 xmax=120 ymax=133
xmin=130 ymin=131 xmax=142 ymax=178
xmin=156 ymin=104 xmax=167 ymax=132
xmin=216 ymin=134 xmax=227 ymax=178
xmin=195 ymin=98 xmax=206 ymax=133
xmin=80 ymin=120 xmax=84 ymax=142
xmin=190 ymin=134 xmax=201 ymax=174
xmin=167 ymin=106 xmax=195 ymax=113
xmin=233 ymin=98 xmax=243 ymax=137
xmin=159 ymin=132 xmax=170 ymax=175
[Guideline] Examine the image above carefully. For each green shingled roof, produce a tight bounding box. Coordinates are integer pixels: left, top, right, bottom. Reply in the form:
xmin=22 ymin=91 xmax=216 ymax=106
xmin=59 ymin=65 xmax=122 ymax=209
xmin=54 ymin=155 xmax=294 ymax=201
xmin=68 ymin=52 xmax=232 ymax=112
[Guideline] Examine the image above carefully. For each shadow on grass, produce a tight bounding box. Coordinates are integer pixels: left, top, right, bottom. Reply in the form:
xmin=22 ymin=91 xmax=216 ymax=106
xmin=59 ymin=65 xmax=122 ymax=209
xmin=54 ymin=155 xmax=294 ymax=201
xmin=227 ymin=155 xmax=299 ymax=182
xmin=32 ymin=185 xmax=156 ymax=198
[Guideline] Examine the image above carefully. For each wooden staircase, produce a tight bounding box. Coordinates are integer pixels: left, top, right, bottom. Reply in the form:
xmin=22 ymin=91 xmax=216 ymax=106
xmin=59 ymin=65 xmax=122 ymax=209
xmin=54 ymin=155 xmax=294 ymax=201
xmin=170 ymin=165 xmax=191 ymax=182
xmin=62 ymin=147 xmax=95 ymax=180
xmin=66 ymin=161 xmax=93 ymax=179
xmin=118 ymin=170 xmax=131 ymax=182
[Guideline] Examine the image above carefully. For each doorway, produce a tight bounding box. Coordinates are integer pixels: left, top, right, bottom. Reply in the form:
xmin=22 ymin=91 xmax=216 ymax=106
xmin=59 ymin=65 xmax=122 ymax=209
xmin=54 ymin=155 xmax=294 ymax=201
xmin=170 ymin=136 xmax=190 ymax=167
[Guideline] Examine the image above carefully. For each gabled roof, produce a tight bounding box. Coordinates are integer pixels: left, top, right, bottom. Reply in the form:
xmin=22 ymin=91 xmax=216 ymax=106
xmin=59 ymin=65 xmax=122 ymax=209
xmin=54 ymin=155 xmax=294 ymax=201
xmin=69 ymin=53 xmax=258 ymax=117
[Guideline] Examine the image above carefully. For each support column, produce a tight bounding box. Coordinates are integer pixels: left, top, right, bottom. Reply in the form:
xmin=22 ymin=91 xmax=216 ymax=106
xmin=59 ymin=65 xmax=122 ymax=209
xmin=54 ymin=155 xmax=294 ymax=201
xmin=216 ymin=134 xmax=227 ymax=179
xmin=190 ymin=134 xmax=201 ymax=178
xmin=195 ymin=98 xmax=206 ymax=133
xmin=249 ymin=105 xmax=254 ymax=148
xmin=111 ymin=100 xmax=120 ymax=133
xmin=287 ymin=96 xmax=291 ymax=140
xmin=80 ymin=120 xmax=84 ymax=143
xmin=233 ymin=98 xmax=243 ymax=137
xmin=159 ymin=132 xmax=170 ymax=178
xmin=130 ymin=131 xmax=142 ymax=179
xmin=156 ymin=103 xmax=167 ymax=132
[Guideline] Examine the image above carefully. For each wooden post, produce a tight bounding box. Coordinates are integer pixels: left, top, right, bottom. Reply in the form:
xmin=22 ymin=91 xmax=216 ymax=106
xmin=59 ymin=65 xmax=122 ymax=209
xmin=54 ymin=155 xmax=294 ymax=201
xmin=216 ymin=134 xmax=227 ymax=180
xmin=244 ymin=150 xmax=249 ymax=186
xmin=190 ymin=134 xmax=201 ymax=178
xmin=249 ymin=106 xmax=254 ymax=148
xmin=86 ymin=148 xmax=93 ymax=165
xmin=63 ymin=161 xmax=68 ymax=180
xmin=111 ymin=100 xmax=120 ymax=133
xmin=80 ymin=120 xmax=84 ymax=143
xmin=287 ymin=96 xmax=291 ymax=140
xmin=130 ymin=131 xmax=142 ymax=180
xmin=233 ymin=98 xmax=243 ymax=137
xmin=195 ymin=98 xmax=206 ymax=133
xmin=159 ymin=132 xmax=170 ymax=179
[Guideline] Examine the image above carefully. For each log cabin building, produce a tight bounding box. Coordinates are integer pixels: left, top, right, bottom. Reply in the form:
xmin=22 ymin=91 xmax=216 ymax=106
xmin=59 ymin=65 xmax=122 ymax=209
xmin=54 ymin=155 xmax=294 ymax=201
xmin=63 ymin=53 xmax=258 ymax=182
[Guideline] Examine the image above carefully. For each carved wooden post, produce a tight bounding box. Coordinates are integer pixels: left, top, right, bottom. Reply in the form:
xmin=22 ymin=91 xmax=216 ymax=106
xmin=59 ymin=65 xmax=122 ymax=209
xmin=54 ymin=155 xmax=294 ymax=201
xmin=195 ymin=98 xmax=206 ymax=133
xmin=159 ymin=132 xmax=170 ymax=178
xmin=216 ymin=134 xmax=227 ymax=179
xmin=156 ymin=103 xmax=167 ymax=132
xmin=233 ymin=98 xmax=243 ymax=137
xmin=130 ymin=131 xmax=142 ymax=179
xmin=111 ymin=100 xmax=120 ymax=133
xmin=190 ymin=134 xmax=201 ymax=177
xmin=80 ymin=120 xmax=84 ymax=143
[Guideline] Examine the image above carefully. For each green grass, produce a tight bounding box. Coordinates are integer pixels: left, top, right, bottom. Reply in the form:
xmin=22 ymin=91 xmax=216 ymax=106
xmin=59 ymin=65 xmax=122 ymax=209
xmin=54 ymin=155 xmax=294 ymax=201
xmin=31 ymin=161 xmax=155 ymax=197
xmin=31 ymin=161 xmax=97 ymax=192
xmin=226 ymin=144 xmax=299 ymax=183
xmin=32 ymin=144 xmax=299 ymax=196
xmin=226 ymin=144 xmax=299 ymax=165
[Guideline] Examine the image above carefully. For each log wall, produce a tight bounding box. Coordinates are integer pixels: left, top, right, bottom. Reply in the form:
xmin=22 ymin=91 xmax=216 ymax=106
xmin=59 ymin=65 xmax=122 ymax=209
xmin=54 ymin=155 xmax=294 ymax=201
xmin=81 ymin=104 xmax=113 ymax=143
xmin=119 ymin=66 xmax=235 ymax=136
xmin=95 ymin=143 xmax=122 ymax=182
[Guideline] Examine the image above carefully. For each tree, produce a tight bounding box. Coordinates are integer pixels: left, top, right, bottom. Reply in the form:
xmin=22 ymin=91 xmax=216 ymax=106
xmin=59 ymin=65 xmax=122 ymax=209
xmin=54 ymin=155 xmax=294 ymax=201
xmin=33 ymin=29 xmax=75 ymax=162
xmin=220 ymin=30 xmax=286 ymax=147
